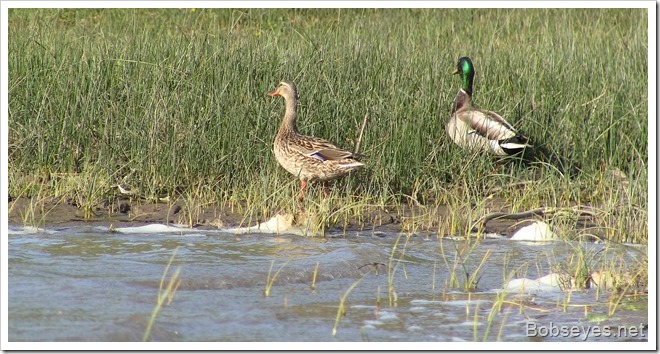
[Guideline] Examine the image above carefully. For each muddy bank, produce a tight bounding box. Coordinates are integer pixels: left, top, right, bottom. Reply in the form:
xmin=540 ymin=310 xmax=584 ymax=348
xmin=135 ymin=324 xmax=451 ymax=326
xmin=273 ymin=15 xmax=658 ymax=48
xmin=7 ymin=196 xmax=592 ymax=237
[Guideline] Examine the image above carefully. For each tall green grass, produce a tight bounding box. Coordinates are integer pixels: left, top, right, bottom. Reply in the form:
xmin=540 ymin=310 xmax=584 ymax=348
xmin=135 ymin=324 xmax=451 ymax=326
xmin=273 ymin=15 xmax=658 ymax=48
xmin=8 ymin=8 xmax=648 ymax=242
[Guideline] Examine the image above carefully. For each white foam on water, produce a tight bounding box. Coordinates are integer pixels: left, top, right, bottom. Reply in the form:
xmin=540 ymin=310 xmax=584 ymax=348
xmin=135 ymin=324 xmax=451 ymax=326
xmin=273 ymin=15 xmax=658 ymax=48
xmin=8 ymin=226 xmax=58 ymax=235
xmin=409 ymin=306 xmax=427 ymax=313
xmin=449 ymin=336 xmax=469 ymax=342
xmin=363 ymin=320 xmax=383 ymax=327
xmin=410 ymin=299 xmax=444 ymax=305
xmin=377 ymin=311 xmax=398 ymax=322
xmin=443 ymin=299 xmax=492 ymax=307
xmin=350 ymin=304 xmax=377 ymax=310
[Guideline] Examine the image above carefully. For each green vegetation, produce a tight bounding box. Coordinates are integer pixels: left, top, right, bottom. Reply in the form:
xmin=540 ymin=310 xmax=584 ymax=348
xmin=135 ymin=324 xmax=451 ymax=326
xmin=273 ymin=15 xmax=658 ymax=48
xmin=263 ymin=258 xmax=290 ymax=297
xmin=8 ymin=8 xmax=648 ymax=243
xmin=332 ymin=274 xmax=367 ymax=337
xmin=386 ymin=234 xmax=408 ymax=306
xmin=143 ymin=247 xmax=181 ymax=342
xmin=442 ymin=240 xmax=493 ymax=291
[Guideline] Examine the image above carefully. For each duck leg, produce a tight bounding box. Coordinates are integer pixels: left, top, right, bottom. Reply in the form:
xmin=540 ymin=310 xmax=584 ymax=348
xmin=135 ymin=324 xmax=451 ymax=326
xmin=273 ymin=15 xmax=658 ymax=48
xmin=322 ymin=181 xmax=330 ymax=198
xmin=298 ymin=180 xmax=308 ymax=202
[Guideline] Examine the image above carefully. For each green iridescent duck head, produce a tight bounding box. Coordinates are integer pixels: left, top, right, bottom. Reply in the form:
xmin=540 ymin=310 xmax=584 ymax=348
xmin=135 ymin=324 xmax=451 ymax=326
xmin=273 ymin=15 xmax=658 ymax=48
xmin=453 ymin=56 xmax=475 ymax=96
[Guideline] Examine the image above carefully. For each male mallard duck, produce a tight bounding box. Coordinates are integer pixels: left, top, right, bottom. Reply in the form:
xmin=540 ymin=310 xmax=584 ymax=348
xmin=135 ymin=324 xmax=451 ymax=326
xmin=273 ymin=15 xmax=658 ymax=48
xmin=447 ymin=57 xmax=532 ymax=156
xmin=268 ymin=81 xmax=364 ymax=201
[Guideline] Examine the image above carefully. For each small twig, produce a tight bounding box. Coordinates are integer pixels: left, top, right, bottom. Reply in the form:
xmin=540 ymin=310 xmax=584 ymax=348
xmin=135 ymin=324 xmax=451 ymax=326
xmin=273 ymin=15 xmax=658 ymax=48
xmin=354 ymin=111 xmax=369 ymax=155
xmin=358 ymin=262 xmax=386 ymax=271
xmin=580 ymin=88 xmax=607 ymax=107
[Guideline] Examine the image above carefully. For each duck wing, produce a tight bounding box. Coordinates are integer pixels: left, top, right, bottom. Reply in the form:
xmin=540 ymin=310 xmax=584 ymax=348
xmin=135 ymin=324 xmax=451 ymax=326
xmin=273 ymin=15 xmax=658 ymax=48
xmin=289 ymin=135 xmax=358 ymax=162
xmin=458 ymin=109 xmax=521 ymax=141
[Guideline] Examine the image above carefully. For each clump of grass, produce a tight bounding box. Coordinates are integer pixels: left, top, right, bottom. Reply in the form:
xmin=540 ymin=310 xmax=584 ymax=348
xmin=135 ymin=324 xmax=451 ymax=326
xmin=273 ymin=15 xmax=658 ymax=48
xmin=10 ymin=180 xmax=46 ymax=227
xmin=143 ymin=247 xmax=182 ymax=342
xmin=440 ymin=239 xmax=493 ymax=291
xmin=479 ymin=290 xmax=511 ymax=341
xmin=332 ymin=275 xmax=366 ymax=337
xmin=606 ymin=259 xmax=648 ymax=316
xmin=263 ymin=259 xmax=290 ymax=297
xmin=386 ymin=234 xmax=411 ymax=306
xmin=173 ymin=177 xmax=222 ymax=227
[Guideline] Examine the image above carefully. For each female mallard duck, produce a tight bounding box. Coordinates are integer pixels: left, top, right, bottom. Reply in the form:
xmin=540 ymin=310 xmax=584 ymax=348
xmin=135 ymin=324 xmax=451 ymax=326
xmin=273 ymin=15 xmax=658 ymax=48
xmin=447 ymin=57 xmax=532 ymax=156
xmin=268 ymin=81 xmax=364 ymax=201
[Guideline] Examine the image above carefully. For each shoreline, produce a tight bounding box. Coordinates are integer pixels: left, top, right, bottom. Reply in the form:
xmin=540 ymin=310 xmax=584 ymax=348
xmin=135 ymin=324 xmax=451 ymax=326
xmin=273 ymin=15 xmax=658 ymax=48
xmin=7 ymin=196 xmax=600 ymax=239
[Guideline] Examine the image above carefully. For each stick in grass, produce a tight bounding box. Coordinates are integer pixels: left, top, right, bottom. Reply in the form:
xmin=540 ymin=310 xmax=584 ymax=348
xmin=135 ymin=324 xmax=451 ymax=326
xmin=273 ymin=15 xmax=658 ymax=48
xmin=353 ymin=111 xmax=369 ymax=156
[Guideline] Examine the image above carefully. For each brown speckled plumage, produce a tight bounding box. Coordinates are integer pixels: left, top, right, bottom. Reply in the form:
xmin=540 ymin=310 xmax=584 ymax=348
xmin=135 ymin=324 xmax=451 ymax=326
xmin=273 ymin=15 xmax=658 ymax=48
xmin=268 ymin=81 xmax=364 ymax=200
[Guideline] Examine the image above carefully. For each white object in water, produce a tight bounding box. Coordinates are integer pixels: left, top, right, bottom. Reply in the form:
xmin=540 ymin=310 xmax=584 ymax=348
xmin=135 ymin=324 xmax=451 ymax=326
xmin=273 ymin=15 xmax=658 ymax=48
xmin=113 ymin=223 xmax=192 ymax=234
xmin=223 ymin=214 xmax=309 ymax=236
xmin=510 ymin=221 xmax=558 ymax=241
xmin=504 ymin=273 xmax=567 ymax=292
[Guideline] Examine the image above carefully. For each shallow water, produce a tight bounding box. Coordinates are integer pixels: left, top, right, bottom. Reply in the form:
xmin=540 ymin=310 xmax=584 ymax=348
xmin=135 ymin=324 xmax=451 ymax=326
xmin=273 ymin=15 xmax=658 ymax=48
xmin=8 ymin=225 xmax=648 ymax=342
